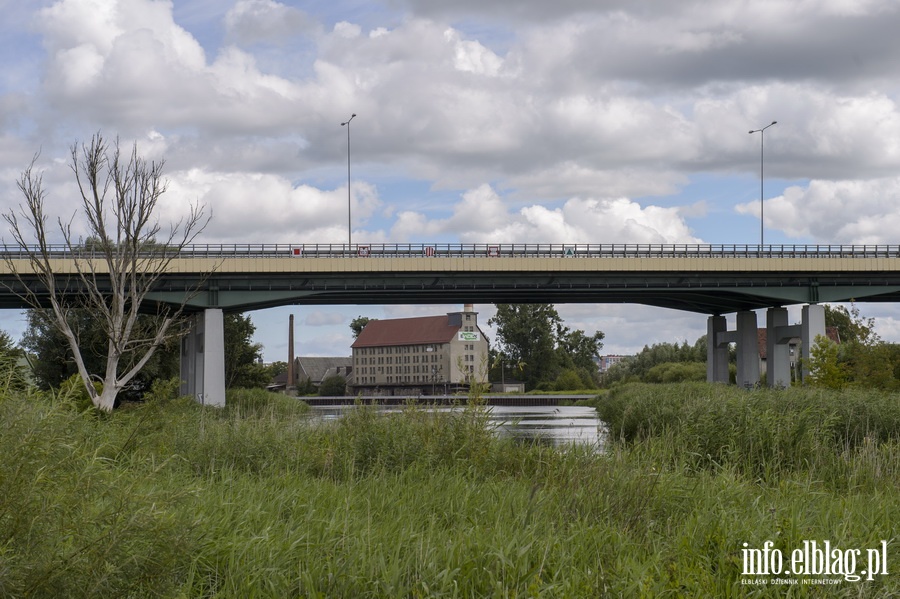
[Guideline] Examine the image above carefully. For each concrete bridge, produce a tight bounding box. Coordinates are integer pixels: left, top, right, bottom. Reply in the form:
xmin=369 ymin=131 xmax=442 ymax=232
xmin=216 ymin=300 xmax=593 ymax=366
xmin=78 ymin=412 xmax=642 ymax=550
xmin=5 ymin=242 xmax=900 ymax=403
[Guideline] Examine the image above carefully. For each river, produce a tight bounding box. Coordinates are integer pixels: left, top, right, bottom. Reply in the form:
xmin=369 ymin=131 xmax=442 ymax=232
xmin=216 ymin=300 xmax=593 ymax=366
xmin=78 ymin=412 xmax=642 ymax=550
xmin=307 ymin=404 xmax=605 ymax=448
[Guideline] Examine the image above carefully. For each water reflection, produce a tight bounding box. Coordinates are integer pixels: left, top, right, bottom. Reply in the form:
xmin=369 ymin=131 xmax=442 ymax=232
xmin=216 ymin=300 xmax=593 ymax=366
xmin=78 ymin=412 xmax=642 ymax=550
xmin=306 ymin=404 xmax=604 ymax=449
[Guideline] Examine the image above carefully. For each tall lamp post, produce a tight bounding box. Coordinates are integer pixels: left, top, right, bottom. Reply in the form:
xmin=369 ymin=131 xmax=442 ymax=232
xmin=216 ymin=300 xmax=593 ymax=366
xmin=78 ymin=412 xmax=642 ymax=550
xmin=340 ymin=113 xmax=356 ymax=245
xmin=749 ymin=120 xmax=777 ymax=246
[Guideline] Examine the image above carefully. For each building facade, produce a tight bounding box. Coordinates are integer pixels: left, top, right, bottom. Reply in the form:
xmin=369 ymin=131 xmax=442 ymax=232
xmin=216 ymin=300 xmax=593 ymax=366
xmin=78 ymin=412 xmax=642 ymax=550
xmin=351 ymin=305 xmax=489 ymax=396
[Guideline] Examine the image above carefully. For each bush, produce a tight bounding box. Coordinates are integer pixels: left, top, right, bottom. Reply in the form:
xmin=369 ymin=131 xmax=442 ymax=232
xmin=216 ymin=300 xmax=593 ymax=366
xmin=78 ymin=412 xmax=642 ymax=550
xmin=319 ymin=374 xmax=347 ymax=396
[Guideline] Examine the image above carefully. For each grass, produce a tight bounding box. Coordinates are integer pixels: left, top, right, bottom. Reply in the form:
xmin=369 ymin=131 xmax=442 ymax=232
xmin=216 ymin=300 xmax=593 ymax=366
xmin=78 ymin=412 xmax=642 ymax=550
xmin=1 ymin=373 xmax=899 ymax=597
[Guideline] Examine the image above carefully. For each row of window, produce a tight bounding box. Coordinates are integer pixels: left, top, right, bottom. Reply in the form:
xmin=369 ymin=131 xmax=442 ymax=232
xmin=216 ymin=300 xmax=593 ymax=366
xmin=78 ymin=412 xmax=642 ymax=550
xmin=356 ymin=375 xmax=439 ymax=385
xmin=355 ymin=344 xmax=444 ymax=355
xmin=356 ymin=365 xmax=443 ymax=375
xmin=355 ymin=354 xmax=441 ymax=366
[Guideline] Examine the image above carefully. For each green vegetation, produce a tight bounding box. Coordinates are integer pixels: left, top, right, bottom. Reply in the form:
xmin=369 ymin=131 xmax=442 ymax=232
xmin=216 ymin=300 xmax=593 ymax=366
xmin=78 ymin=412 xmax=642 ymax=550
xmin=2 ymin=364 xmax=898 ymax=596
xmin=489 ymin=303 xmax=604 ymax=390
xmin=22 ymin=309 xmax=273 ymax=402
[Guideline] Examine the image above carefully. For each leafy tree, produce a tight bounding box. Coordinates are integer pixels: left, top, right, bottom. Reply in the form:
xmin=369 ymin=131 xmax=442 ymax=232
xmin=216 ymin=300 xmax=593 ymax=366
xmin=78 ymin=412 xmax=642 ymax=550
xmin=21 ymin=309 xmax=179 ymax=401
xmin=266 ymin=361 xmax=288 ymax=380
xmin=319 ymin=374 xmax=347 ymax=396
xmin=603 ymin=337 xmax=709 ymax=385
xmin=21 ymin=309 xmax=268 ymax=396
xmin=350 ymin=316 xmax=375 ymax=339
xmin=824 ymin=303 xmax=878 ymax=345
xmin=805 ymin=334 xmax=849 ymax=389
xmin=555 ymin=326 xmax=604 ymax=385
xmin=489 ymin=304 xmax=604 ymax=389
xmin=489 ymin=304 xmax=563 ymax=389
xmin=224 ymin=313 xmax=269 ymax=389
xmin=3 ymin=134 xmax=208 ymax=411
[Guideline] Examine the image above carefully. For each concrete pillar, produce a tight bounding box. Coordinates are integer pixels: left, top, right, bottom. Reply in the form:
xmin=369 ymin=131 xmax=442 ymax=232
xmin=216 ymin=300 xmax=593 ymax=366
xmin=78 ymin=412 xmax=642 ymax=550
xmin=707 ymin=315 xmax=729 ymax=383
xmin=180 ymin=309 xmax=226 ymax=407
xmin=766 ymin=307 xmax=791 ymax=388
xmin=736 ymin=311 xmax=760 ymax=388
xmin=800 ymin=304 xmax=826 ymax=383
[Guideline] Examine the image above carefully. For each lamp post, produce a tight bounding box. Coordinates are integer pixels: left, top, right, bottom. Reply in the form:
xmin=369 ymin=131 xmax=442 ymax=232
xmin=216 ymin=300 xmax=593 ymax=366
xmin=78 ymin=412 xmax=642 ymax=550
xmin=749 ymin=120 xmax=777 ymax=246
xmin=340 ymin=113 xmax=356 ymax=245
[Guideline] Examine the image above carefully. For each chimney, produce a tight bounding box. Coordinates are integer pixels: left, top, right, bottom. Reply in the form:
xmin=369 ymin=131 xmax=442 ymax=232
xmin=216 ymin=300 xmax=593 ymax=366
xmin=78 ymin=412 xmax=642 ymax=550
xmin=464 ymin=304 xmax=474 ymax=312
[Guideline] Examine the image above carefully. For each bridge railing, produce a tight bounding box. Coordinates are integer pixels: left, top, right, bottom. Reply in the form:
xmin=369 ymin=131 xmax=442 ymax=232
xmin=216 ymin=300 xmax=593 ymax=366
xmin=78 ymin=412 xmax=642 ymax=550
xmin=4 ymin=243 xmax=900 ymax=259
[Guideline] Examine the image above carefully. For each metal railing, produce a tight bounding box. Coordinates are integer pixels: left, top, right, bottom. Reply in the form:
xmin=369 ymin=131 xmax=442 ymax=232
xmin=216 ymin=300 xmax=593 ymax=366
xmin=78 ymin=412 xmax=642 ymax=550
xmin=3 ymin=243 xmax=900 ymax=259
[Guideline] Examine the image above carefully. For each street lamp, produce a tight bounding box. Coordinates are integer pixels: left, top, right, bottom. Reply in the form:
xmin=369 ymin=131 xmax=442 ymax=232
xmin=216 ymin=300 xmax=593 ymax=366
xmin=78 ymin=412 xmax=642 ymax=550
xmin=749 ymin=121 xmax=777 ymax=246
xmin=340 ymin=113 xmax=356 ymax=245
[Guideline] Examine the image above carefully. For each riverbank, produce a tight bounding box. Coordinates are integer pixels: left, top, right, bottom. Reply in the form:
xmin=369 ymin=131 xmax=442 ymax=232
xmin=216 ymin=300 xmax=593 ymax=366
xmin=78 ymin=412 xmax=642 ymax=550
xmin=1 ymin=382 xmax=897 ymax=596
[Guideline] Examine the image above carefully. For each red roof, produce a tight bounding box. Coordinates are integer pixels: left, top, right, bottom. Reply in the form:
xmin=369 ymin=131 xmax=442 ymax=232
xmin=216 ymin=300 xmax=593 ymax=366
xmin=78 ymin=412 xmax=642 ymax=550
xmin=352 ymin=315 xmax=460 ymax=348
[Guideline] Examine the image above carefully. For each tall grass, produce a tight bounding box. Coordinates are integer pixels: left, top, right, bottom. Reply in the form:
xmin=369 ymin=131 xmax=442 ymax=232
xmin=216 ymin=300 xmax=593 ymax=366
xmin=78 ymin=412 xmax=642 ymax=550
xmin=2 ymin=374 xmax=899 ymax=597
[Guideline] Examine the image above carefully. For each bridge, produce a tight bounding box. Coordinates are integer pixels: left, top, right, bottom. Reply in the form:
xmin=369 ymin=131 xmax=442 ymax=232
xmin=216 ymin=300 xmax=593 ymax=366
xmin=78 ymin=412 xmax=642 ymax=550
xmin=5 ymin=243 xmax=900 ymax=403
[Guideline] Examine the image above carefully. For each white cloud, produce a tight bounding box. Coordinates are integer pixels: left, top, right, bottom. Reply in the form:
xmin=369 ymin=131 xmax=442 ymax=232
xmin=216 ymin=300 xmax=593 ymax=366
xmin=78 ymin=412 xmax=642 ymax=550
xmin=391 ymin=184 xmax=700 ymax=243
xmin=740 ymin=177 xmax=900 ymax=244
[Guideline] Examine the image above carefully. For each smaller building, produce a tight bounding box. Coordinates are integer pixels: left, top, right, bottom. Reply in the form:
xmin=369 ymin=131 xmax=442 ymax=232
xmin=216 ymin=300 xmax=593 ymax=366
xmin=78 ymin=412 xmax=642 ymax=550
xmin=598 ymin=354 xmax=630 ymax=374
xmin=351 ymin=305 xmax=489 ymax=396
xmin=268 ymin=356 xmax=353 ymax=392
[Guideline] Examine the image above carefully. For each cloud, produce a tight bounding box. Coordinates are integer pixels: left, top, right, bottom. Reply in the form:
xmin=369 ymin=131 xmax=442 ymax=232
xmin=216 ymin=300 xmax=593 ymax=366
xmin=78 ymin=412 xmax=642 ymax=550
xmin=739 ymin=177 xmax=900 ymax=244
xmin=224 ymin=0 xmax=316 ymax=45
xmin=391 ymin=184 xmax=701 ymax=243
xmin=163 ymin=168 xmax=382 ymax=243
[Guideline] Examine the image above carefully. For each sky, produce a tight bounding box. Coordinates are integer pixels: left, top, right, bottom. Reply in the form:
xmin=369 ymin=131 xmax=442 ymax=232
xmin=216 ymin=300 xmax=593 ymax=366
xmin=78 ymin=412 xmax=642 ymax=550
xmin=2 ymin=0 xmax=900 ymax=362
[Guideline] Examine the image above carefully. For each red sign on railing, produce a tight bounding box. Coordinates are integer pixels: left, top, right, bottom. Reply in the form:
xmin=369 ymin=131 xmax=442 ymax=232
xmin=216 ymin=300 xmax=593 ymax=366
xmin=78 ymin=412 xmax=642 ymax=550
xmin=424 ymin=246 xmax=435 ymax=257
xmin=357 ymin=245 xmax=370 ymax=257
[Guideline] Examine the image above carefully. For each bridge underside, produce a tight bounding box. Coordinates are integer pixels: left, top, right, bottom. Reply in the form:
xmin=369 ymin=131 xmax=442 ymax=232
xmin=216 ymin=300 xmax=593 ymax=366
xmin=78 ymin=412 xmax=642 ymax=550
xmin=4 ymin=253 xmax=898 ymax=403
xmin=136 ymin=271 xmax=900 ymax=315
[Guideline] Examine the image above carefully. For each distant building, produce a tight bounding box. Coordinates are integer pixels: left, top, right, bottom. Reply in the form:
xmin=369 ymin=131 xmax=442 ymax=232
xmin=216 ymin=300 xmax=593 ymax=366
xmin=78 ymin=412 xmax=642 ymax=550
xmin=598 ymin=355 xmax=630 ymax=374
xmin=351 ymin=304 xmax=489 ymax=396
xmin=296 ymin=356 xmax=353 ymax=386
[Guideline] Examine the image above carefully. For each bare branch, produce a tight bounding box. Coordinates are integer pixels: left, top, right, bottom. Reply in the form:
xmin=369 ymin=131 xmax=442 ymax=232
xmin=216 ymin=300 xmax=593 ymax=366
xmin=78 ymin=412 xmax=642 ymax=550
xmin=2 ymin=133 xmax=212 ymax=411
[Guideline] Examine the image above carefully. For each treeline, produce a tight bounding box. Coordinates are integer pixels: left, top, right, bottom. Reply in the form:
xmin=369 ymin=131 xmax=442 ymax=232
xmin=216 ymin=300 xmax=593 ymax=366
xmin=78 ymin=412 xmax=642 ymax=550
xmin=488 ymin=304 xmax=605 ymax=391
xmin=18 ymin=310 xmax=275 ymax=400
xmin=602 ymin=337 xmax=719 ymax=386
xmin=604 ymin=304 xmax=900 ymax=390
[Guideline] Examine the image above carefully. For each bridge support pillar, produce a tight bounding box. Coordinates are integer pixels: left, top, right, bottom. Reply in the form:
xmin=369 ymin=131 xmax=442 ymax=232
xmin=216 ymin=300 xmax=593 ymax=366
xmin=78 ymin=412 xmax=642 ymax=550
xmin=707 ymin=315 xmax=729 ymax=383
xmin=766 ymin=307 xmax=791 ymax=388
xmin=800 ymin=304 xmax=826 ymax=383
xmin=180 ymin=309 xmax=226 ymax=407
xmin=736 ymin=311 xmax=761 ymax=388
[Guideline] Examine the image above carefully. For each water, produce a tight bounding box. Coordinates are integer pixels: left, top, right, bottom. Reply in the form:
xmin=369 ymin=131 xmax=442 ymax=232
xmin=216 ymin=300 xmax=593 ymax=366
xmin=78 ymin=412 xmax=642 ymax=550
xmin=307 ymin=404 xmax=605 ymax=449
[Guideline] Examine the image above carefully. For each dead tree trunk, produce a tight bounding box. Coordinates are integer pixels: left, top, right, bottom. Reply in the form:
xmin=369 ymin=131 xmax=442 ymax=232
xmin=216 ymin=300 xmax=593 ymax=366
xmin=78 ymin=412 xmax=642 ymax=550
xmin=3 ymin=133 xmax=209 ymax=411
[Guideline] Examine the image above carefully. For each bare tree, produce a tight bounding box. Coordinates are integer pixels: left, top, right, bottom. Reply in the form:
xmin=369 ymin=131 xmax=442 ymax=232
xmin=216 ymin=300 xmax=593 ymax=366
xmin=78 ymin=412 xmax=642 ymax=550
xmin=3 ymin=133 xmax=209 ymax=411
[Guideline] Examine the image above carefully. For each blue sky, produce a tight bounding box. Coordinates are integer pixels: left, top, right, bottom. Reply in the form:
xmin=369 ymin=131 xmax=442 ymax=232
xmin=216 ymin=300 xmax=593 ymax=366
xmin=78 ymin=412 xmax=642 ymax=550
xmin=3 ymin=0 xmax=900 ymax=361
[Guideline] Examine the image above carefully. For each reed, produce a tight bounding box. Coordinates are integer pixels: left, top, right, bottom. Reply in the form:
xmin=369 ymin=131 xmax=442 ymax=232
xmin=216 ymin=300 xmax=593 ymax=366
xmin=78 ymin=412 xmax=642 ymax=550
xmin=1 ymin=377 xmax=898 ymax=597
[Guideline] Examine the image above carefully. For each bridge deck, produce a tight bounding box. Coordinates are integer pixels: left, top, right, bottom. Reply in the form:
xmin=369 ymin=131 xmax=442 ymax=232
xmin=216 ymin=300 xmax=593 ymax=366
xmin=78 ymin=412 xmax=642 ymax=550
xmin=3 ymin=243 xmax=900 ymax=314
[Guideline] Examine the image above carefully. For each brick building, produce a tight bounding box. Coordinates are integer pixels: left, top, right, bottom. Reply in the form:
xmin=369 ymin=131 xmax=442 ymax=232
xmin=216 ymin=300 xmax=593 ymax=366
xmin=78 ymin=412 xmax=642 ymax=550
xmin=351 ymin=305 xmax=489 ymax=395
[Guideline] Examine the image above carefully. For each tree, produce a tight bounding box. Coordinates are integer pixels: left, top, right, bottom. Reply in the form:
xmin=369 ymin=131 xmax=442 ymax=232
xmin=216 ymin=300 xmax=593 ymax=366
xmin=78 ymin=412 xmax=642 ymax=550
xmin=805 ymin=334 xmax=849 ymax=389
xmin=489 ymin=304 xmax=562 ymax=389
xmin=555 ymin=325 xmax=604 ymax=384
xmin=824 ymin=303 xmax=878 ymax=345
xmin=224 ymin=313 xmax=269 ymax=389
xmin=350 ymin=316 xmax=375 ymax=339
xmin=319 ymin=374 xmax=347 ymax=396
xmin=603 ymin=337 xmax=711 ymax=385
xmin=20 ymin=310 xmax=268 ymax=396
xmin=21 ymin=308 xmax=179 ymax=400
xmin=489 ymin=304 xmax=604 ymax=389
xmin=3 ymin=134 xmax=208 ymax=411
